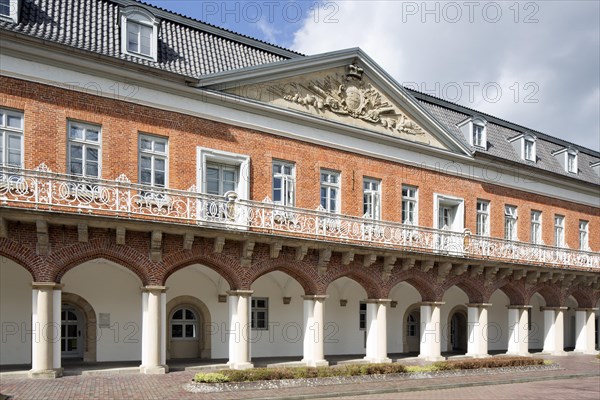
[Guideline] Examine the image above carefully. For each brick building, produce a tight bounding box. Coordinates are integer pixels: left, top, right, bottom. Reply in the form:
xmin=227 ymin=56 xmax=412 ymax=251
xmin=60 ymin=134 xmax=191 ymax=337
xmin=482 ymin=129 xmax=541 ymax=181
xmin=0 ymin=0 xmax=598 ymax=378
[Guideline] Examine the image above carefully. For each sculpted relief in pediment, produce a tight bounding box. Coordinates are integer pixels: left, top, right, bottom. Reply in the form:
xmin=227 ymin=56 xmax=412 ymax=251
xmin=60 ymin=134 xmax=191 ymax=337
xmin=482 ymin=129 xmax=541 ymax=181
xmin=225 ymin=64 xmax=445 ymax=148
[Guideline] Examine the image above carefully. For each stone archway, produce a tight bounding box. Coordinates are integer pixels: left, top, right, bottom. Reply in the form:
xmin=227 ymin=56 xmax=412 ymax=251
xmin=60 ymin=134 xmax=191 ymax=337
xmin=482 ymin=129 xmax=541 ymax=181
xmin=402 ymin=305 xmax=421 ymax=354
xmin=447 ymin=305 xmax=468 ymax=354
xmin=166 ymin=296 xmax=212 ymax=359
xmin=61 ymin=292 xmax=97 ymax=362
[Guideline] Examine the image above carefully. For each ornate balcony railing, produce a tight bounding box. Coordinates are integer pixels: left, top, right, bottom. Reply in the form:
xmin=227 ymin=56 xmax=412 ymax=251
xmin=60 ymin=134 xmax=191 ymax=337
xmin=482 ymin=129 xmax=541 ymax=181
xmin=1 ymin=164 xmax=598 ymax=270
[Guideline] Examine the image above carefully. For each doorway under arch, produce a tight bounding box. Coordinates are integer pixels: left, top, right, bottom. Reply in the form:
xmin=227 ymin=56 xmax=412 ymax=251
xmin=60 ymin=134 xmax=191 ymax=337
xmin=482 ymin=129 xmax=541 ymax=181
xmin=447 ymin=306 xmax=468 ymax=354
xmin=61 ymin=292 xmax=97 ymax=362
xmin=166 ymin=296 xmax=212 ymax=359
xmin=402 ymin=307 xmax=421 ymax=354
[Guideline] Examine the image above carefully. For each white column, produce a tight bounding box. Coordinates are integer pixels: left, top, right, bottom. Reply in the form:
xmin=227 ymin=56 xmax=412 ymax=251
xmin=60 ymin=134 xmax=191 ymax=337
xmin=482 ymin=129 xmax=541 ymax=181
xmin=541 ymin=307 xmax=567 ymax=355
xmin=30 ymin=282 xmax=62 ymax=379
xmin=140 ymin=286 xmax=168 ymax=374
xmin=466 ymin=303 xmax=491 ymax=358
xmin=302 ymin=295 xmax=328 ymax=367
xmin=419 ymin=302 xmax=445 ymax=361
xmin=506 ymin=305 xmax=530 ymax=356
xmin=227 ymin=290 xmax=253 ymax=370
xmin=364 ymin=299 xmax=392 ymax=363
xmin=575 ymin=308 xmax=598 ymax=354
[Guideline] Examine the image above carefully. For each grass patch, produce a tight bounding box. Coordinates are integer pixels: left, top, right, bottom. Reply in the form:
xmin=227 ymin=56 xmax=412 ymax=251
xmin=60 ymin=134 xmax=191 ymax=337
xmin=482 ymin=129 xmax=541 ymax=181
xmin=193 ymin=357 xmax=545 ymax=383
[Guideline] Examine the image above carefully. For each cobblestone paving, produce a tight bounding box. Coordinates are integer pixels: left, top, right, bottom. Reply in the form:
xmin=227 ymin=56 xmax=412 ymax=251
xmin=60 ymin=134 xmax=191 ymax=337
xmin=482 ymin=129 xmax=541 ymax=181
xmin=0 ymin=355 xmax=598 ymax=400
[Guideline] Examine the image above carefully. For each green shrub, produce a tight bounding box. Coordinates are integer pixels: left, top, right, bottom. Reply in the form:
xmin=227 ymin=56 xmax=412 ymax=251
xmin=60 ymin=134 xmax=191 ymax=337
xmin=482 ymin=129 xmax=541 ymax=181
xmin=193 ymin=372 xmax=230 ymax=383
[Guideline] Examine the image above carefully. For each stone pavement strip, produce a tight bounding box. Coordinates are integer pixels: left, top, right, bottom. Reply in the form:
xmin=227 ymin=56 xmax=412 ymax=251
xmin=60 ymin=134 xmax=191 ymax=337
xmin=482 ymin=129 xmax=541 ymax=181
xmin=0 ymin=355 xmax=598 ymax=400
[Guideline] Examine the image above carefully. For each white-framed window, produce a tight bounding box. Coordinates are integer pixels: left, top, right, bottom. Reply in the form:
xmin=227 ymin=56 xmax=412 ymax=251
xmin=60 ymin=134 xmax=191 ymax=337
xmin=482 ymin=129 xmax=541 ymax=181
xmin=402 ymin=185 xmax=418 ymax=225
xmin=530 ymin=210 xmax=542 ymax=245
xmin=0 ymin=0 xmax=19 ymax=22
xmin=524 ymin=137 xmax=536 ymax=162
xmin=472 ymin=123 xmax=485 ymax=148
xmin=554 ymin=215 xmax=565 ymax=248
xmin=567 ymin=152 xmax=577 ymax=174
xmin=120 ymin=6 xmax=159 ymax=61
xmin=476 ymin=200 xmax=490 ymax=236
xmin=407 ymin=312 xmax=419 ymax=337
xmin=579 ymin=220 xmax=589 ymax=251
xmin=170 ymin=307 xmax=197 ymax=339
xmin=68 ymin=121 xmax=101 ymax=179
xmin=359 ymin=302 xmax=366 ymax=330
xmin=273 ymin=161 xmax=295 ymax=206
xmin=206 ymin=163 xmax=238 ymax=196
xmin=504 ymin=205 xmax=518 ymax=241
xmin=320 ymin=170 xmax=340 ymax=213
xmin=139 ymin=134 xmax=167 ymax=188
xmin=363 ymin=178 xmax=381 ymax=220
xmin=0 ymin=0 xmax=10 ymax=17
xmin=251 ymin=298 xmax=268 ymax=330
xmin=0 ymin=108 xmax=23 ymax=168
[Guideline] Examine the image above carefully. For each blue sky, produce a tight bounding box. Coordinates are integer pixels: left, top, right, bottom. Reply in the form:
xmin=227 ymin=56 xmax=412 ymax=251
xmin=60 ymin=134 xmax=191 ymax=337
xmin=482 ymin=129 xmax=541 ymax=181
xmin=142 ymin=1 xmax=600 ymax=152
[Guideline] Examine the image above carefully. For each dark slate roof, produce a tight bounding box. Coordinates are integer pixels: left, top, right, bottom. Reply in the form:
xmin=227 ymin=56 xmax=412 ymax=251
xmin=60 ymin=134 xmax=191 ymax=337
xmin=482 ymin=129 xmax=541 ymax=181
xmin=411 ymin=90 xmax=600 ymax=185
xmin=0 ymin=0 xmax=296 ymax=78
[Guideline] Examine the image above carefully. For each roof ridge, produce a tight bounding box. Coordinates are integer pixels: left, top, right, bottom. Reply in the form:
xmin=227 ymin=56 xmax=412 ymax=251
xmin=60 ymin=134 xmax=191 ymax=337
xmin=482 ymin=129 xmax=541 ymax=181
xmin=407 ymin=87 xmax=600 ymax=158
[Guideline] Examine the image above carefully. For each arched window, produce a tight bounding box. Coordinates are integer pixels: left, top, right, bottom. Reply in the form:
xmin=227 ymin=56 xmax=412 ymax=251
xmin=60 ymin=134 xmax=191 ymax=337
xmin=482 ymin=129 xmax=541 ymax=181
xmin=170 ymin=307 xmax=197 ymax=339
xmin=407 ymin=312 xmax=419 ymax=337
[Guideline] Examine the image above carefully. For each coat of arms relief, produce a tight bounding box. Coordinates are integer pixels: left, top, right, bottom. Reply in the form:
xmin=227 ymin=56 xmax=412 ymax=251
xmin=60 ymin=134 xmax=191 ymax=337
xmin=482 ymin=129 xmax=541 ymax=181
xmin=281 ymin=63 xmax=425 ymax=136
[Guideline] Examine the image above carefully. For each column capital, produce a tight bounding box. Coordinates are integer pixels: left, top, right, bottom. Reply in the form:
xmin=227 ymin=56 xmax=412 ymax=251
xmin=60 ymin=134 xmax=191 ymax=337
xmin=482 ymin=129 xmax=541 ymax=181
xmin=227 ymin=290 xmax=254 ymax=297
xmin=32 ymin=282 xmax=63 ymax=290
xmin=466 ymin=303 xmax=492 ymax=308
xmin=419 ymin=301 xmax=445 ymax=306
xmin=540 ymin=306 xmax=568 ymax=311
xmin=141 ymin=285 xmax=167 ymax=293
xmin=364 ymin=299 xmax=392 ymax=304
xmin=574 ymin=307 xmax=599 ymax=312
xmin=302 ymin=295 xmax=328 ymax=301
xmin=506 ymin=305 xmax=532 ymax=309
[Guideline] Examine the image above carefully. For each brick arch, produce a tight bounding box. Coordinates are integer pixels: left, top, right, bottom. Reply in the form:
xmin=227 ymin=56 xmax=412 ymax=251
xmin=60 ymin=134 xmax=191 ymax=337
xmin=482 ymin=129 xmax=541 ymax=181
xmin=49 ymin=239 xmax=151 ymax=284
xmin=384 ymin=271 xmax=437 ymax=302
xmin=494 ymin=281 xmax=527 ymax=305
xmin=247 ymin=259 xmax=320 ymax=296
xmin=161 ymin=251 xmax=242 ymax=290
xmin=324 ymin=268 xmax=382 ymax=299
xmin=567 ymin=286 xmax=596 ymax=309
xmin=0 ymin=237 xmax=50 ymax=281
xmin=526 ymin=283 xmax=565 ymax=307
xmin=442 ymin=276 xmax=486 ymax=304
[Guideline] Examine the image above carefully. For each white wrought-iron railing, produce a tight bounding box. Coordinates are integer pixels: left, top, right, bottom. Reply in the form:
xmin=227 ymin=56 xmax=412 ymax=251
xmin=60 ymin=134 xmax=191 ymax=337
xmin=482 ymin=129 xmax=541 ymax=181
xmin=1 ymin=164 xmax=598 ymax=270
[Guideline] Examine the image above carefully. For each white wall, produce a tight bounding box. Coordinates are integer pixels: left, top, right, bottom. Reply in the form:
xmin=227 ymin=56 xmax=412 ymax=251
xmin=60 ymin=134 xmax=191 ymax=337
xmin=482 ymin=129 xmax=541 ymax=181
xmin=0 ymin=258 xmax=32 ymax=365
xmin=250 ymin=271 xmax=304 ymax=358
xmin=165 ymin=264 xmax=230 ymax=359
xmin=528 ymin=293 xmax=545 ymax=351
xmin=388 ymin=282 xmax=421 ymax=353
xmin=487 ymin=290 xmax=510 ymax=351
xmin=324 ymin=277 xmax=367 ymax=355
xmin=62 ymin=259 xmax=142 ymax=362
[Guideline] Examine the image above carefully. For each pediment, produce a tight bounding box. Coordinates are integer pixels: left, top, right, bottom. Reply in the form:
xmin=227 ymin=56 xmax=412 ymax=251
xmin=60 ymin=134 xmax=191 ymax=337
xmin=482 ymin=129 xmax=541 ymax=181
xmin=224 ymin=63 xmax=449 ymax=150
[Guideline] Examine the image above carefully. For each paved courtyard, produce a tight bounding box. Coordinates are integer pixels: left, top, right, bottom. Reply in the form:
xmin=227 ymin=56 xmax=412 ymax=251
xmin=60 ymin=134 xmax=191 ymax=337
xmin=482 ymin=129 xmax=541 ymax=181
xmin=0 ymin=354 xmax=598 ymax=400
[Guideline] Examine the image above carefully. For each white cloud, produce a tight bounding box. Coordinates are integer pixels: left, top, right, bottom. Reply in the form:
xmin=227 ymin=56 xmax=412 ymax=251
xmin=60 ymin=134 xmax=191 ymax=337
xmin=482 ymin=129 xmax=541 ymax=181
xmin=292 ymin=1 xmax=600 ymax=151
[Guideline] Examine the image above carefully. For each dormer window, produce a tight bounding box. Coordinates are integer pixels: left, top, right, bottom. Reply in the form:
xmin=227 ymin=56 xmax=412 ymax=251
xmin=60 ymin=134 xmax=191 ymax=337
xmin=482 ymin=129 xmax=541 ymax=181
xmin=551 ymin=146 xmax=578 ymax=174
xmin=0 ymin=0 xmax=20 ymax=23
xmin=457 ymin=116 xmax=487 ymax=149
xmin=591 ymin=161 xmax=600 ymax=176
xmin=508 ymin=132 xmax=537 ymax=163
xmin=121 ymin=6 xmax=159 ymax=61
xmin=524 ymin=138 xmax=535 ymax=161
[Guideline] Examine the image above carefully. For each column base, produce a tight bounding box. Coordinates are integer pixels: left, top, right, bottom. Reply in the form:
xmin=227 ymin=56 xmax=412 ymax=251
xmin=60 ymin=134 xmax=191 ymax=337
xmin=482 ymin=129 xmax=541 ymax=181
xmin=302 ymin=359 xmax=329 ymax=367
xmin=140 ymin=365 xmax=169 ymax=374
xmin=418 ymin=355 xmax=445 ymax=362
xmin=28 ymin=368 xmax=63 ymax=379
xmin=465 ymin=353 xmax=491 ymax=359
xmin=363 ymin=357 xmax=392 ymax=364
xmin=227 ymin=361 xmax=254 ymax=370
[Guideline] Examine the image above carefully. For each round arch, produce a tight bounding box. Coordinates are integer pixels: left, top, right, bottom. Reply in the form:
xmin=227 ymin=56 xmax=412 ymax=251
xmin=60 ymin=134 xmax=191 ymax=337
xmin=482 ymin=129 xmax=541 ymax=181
xmin=249 ymin=261 xmax=319 ymax=296
xmin=162 ymin=253 xmax=242 ymax=290
xmin=61 ymin=292 xmax=97 ymax=362
xmin=166 ymin=295 xmax=212 ymax=359
xmin=324 ymin=268 xmax=383 ymax=299
xmin=0 ymin=238 xmax=47 ymax=281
